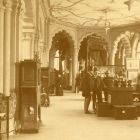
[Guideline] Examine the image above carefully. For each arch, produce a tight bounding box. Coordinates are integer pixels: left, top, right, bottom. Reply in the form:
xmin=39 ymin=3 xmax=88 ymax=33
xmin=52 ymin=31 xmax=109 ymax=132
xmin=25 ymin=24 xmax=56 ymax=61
xmin=131 ymin=34 xmax=139 ymax=58
xmin=49 ymin=28 xmax=75 ymax=51
xmin=78 ymin=33 xmax=108 ymax=66
xmin=49 ymin=30 xmax=75 ymax=89
xmin=112 ymin=30 xmax=140 ymax=64
xmin=49 ymin=30 xmax=75 ymax=69
xmin=113 ymin=31 xmax=131 ymax=54
xmin=51 ymin=30 xmax=74 ymax=48
xmin=112 ymin=31 xmax=140 ymax=54
xmin=112 ymin=31 xmax=132 ymax=64
xmin=79 ymin=32 xmax=108 ymax=50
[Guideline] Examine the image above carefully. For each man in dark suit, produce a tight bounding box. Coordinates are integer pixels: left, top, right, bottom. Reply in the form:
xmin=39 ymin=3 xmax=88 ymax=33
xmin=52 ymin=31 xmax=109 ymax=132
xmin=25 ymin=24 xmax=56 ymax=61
xmin=81 ymin=69 xmax=92 ymax=114
xmin=90 ymin=67 xmax=104 ymax=113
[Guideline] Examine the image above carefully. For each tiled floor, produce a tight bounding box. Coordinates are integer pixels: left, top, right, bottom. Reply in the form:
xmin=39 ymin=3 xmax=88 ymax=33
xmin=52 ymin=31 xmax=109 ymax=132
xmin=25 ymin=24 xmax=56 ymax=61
xmin=9 ymin=91 xmax=140 ymax=140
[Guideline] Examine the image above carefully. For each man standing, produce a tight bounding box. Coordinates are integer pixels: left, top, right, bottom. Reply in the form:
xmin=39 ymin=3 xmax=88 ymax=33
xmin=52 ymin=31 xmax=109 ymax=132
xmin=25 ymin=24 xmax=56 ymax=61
xmin=81 ymin=69 xmax=92 ymax=114
xmin=90 ymin=67 xmax=104 ymax=113
xmin=75 ymin=73 xmax=81 ymax=93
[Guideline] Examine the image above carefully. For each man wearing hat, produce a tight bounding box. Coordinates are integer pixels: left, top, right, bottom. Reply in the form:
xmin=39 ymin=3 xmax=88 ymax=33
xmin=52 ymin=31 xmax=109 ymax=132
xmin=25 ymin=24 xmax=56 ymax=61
xmin=81 ymin=66 xmax=92 ymax=114
xmin=90 ymin=67 xmax=104 ymax=113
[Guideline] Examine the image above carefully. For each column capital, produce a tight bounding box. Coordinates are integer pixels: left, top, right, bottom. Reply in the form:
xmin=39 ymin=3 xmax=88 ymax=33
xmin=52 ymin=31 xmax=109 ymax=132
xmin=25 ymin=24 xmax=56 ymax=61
xmin=0 ymin=0 xmax=4 ymax=11
xmin=3 ymin=0 xmax=12 ymax=11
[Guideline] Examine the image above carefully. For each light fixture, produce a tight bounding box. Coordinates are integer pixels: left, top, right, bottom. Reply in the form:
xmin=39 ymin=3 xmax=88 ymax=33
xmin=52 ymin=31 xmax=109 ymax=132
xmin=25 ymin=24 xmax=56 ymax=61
xmin=103 ymin=8 xmax=111 ymax=34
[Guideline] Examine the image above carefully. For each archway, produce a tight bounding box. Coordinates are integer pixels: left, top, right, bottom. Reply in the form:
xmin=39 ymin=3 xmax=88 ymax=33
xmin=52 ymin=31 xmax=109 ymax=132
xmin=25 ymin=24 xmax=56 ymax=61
xmin=78 ymin=33 xmax=108 ymax=71
xmin=112 ymin=31 xmax=140 ymax=87
xmin=112 ymin=31 xmax=140 ymax=65
xmin=49 ymin=30 xmax=74 ymax=89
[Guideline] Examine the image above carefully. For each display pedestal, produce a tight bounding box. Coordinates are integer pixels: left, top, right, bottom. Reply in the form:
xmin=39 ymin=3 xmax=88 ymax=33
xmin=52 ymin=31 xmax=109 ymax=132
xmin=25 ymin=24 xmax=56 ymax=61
xmin=107 ymin=87 xmax=134 ymax=105
xmin=107 ymin=87 xmax=137 ymax=120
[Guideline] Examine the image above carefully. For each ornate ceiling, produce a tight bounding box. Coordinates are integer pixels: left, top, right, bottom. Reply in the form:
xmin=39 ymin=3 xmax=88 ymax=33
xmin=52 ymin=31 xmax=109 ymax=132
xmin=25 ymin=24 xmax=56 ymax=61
xmin=49 ymin=0 xmax=140 ymax=28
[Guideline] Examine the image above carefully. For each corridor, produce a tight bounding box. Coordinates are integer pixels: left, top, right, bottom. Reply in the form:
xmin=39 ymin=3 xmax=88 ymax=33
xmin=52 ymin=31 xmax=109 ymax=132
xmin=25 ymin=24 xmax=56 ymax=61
xmin=9 ymin=91 xmax=140 ymax=140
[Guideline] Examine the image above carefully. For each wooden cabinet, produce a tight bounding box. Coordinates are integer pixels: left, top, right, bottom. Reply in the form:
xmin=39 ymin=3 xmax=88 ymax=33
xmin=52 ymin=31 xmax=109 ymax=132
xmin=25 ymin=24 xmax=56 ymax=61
xmin=19 ymin=60 xmax=41 ymax=132
xmin=20 ymin=60 xmax=41 ymax=86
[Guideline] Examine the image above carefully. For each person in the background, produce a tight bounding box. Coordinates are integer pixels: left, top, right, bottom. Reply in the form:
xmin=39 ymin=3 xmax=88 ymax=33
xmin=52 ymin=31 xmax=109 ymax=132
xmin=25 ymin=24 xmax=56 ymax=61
xmin=90 ymin=67 xmax=104 ymax=113
xmin=81 ymin=69 xmax=92 ymax=114
xmin=55 ymin=73 xmax=63 ymax=96
xmin=75 ymin=73 xmax=81 ymax=93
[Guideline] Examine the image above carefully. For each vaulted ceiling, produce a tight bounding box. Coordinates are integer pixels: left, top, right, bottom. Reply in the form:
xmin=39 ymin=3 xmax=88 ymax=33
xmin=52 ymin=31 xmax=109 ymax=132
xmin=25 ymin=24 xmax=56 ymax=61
xmin=49 ymin=0 xmax=140 ymax=28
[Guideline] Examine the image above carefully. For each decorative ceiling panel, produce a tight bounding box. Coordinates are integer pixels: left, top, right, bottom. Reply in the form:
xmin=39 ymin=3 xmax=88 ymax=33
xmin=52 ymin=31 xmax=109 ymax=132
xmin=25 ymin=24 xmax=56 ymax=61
xmin=49 ymin=0 xmax=140 ymax=28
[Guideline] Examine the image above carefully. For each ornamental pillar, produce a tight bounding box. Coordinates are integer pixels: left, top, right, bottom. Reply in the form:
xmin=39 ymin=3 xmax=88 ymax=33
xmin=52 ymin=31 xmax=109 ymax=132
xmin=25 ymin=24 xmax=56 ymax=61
xmin=0 ymin=3 xmax=4 ymax=93
xmin=72 ymin=47 xmax=78 ymax=91
xmin=3 ymin=0 xmax=12 ymax=96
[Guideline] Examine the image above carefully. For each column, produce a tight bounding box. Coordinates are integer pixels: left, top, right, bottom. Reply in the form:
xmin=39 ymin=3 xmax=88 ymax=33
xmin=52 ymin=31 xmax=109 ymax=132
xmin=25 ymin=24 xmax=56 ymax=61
xmin=34 ymin=33 xmax=39 ymax=56
xmin=69 ymin=59 xmax=72 ymax=86
xmin=26 ymin=33 xmax=31 ymax=59
xmin=10 ymin=1 xmax=18 ymax=91
xmin=21 ymin=33 xmax=26 ymax=60
xmin=46 ymin=47 xmax=49 ymax=67
xmin=34 ymin=0 xmax=39 ymax=54
xmin=0 ymin=3 xmax=4 ymax=93
xmin=16 ymin=1 xmax=23 ymax=61
xmin=3 ymin=0 xmax=12 ymax=96
xmin=30 ymin=33 xmax=35 ymax=59
xmin=45 ymin=18 xmax=50 ymax=67
xmin=72 ymin=47 xmax=78 ymax=90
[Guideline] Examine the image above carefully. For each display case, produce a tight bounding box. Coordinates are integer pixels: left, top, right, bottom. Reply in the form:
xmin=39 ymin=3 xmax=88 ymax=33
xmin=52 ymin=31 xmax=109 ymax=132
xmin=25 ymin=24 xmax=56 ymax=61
xmin=19 ymin=60 xmax=41 ymax=132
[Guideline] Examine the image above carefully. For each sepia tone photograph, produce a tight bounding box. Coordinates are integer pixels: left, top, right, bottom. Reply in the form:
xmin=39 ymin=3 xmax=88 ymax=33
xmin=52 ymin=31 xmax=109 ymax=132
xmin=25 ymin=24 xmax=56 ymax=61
xmin=1 ymin=0 xmax=140 ymax=140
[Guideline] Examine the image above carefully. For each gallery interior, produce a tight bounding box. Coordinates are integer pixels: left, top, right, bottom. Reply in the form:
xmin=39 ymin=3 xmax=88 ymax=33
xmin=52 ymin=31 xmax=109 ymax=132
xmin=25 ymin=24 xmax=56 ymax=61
xmin=1 ymin=0 xmax=140 ymax=139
